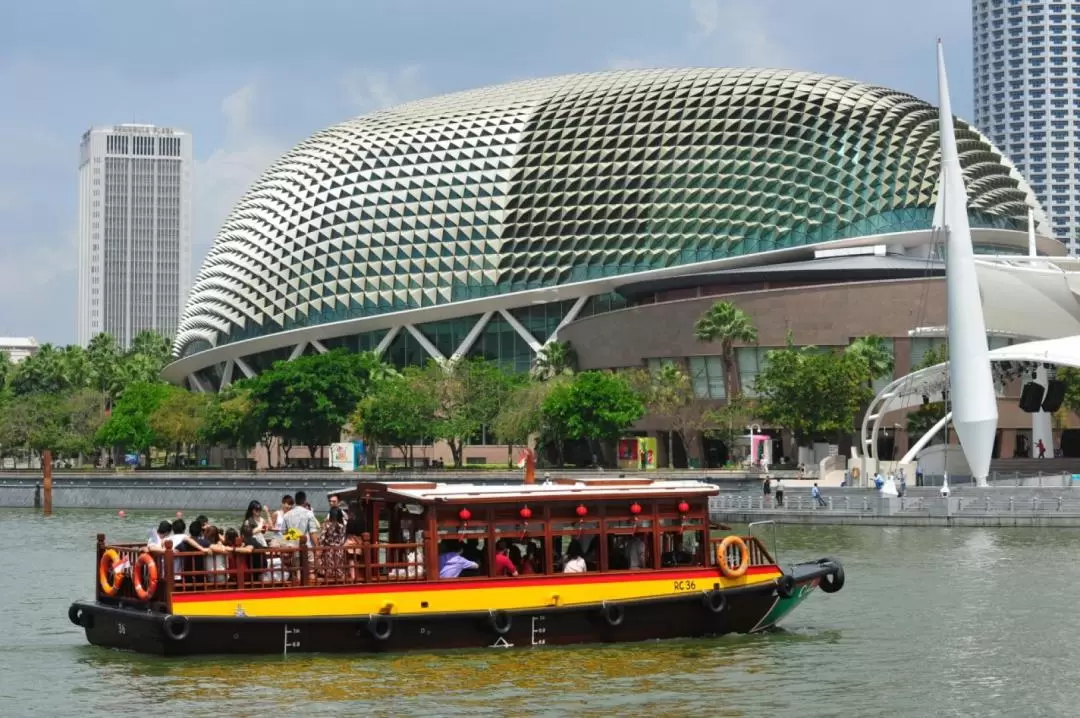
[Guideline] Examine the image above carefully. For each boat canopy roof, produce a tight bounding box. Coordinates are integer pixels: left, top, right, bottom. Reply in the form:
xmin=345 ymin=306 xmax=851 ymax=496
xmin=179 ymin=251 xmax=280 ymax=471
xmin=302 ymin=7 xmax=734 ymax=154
xmin=329 ymin=477 xmax=719 ymax=505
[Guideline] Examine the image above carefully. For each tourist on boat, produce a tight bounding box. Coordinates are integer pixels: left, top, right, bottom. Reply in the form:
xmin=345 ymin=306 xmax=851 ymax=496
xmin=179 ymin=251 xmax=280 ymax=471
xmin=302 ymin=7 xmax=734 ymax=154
xmin=203 ymin=525 xmax=229 ymax=584
xmin=326 ymin=494 xmax=350 ymax=523
xmin=283 ymin=491 xmax=320 ymax=547
xmin=563 ymin=540 xmax=587 ymax=573
xmin=626 ymin=531 xmax=647 ymax=569
xmin=343 ymin=518 xmax=364 ymax=580
xmin=438 ymin=540 xmax=479 ymax=578
xmin=318 ymin=507 xmax=348 ymax=582
xmin=146 ymin=520 xmax=173 ymax=548
xmin=242 ymin=500 xmax=271 ymax=546
xmin=520 ymin=542 xmax=540 ymax=574
xmin=493 ymin=540 xmax=519 ymax=577
xmin=266 ymin=495 xmax=291 ymax=546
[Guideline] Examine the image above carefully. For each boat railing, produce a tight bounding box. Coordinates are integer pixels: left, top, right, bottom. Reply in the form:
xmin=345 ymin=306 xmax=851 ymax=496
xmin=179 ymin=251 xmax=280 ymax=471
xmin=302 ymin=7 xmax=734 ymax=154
xmin=168 ymin=540 xmax=429 ymax=592
xmin=707 ymin=535 xmax=776 ymax=569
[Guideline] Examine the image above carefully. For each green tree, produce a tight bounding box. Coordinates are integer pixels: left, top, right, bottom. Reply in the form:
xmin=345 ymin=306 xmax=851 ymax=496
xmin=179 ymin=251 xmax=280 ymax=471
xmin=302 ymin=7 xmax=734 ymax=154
xmin=150 ymin=386 xmax=211 ymax=466
xmin=351 ymin=369 xmax=436 ymax=465
xmin=96 ymin=381 xmax=171 ymax=462
xmin=532 ymin=340 xmax=578 ymax=381
xmin=706 ymin=394 xmax=759 ymax=462
xmin=846 ymin=335 xmax=895 ymax=391
xmin=692 ymin=300 xmax=758 ymax=397
xmin=200 ymin=385 xmax=261 ymax=455
xmin=55 ymin=389 xmax=109 ymax=459
xmin=0 ymin=392 xmax=63 ymax=460
xmin=86 ymin=333 xmax=123 ymax=409
xmin=752 ymin=340 xmax=870 ymax=447
xmin=625 ymin=363 xmax=712 ymax=468
xmin=542 ymin=371 xmax=645 ymax=465
xmin=491 ymin=377 xmax=560 ymax=466
xmin=420 ymin=358 xmax=516 ymax=467
xmin=248 ymin=350 xmax=378 ymax=464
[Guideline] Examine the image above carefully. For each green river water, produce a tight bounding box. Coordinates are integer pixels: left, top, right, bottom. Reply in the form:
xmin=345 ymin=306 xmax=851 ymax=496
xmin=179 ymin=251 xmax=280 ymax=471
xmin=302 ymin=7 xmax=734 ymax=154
xmin=4 ymin=507 xmax=1080 ymax=717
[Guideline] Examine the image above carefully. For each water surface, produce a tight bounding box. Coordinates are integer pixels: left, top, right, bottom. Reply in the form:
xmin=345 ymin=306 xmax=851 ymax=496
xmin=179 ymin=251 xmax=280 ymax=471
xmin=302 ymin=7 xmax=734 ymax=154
xmin=5 ymin=508 xmax=1080 ymax=717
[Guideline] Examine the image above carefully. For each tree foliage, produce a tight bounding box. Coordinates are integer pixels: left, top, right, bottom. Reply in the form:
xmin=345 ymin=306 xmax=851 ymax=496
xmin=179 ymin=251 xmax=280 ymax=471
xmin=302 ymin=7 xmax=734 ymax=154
xmin=846 ymin=335 xmax=895 ymax=389
xmin=693 ymin=300 xmax=758 ymax=396
xmin=351 ymin=369 xmax=436 ymax=461
xmin=418 ymin=359 xmax=516 ymax=466
xmin=96 ymin=381 xmax=171 ymax=459
xmin=150 ymin=386 xmax=211 ymax=461
xmin=542 ymin=371 xmax=645 ymax=446
xmin=532 ymin=340 xmax=578 ymax=381
xmin=200 ymin=386 xmax=261 ymax=453
xmin=625 ymin=363 xmax=713 ymax=468
xmin=752 ymin=340 xmax=870 ymax=446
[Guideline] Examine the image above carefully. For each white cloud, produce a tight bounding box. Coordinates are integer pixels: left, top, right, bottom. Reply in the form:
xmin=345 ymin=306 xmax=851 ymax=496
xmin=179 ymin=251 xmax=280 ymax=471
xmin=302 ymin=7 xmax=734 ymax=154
xmin=192 ymin=84 xmax=288 ymax=262
xmin=341 ymin=65 xmax=426 ymax=114
xmin=686 ymin=0 xmax=795 ymax=69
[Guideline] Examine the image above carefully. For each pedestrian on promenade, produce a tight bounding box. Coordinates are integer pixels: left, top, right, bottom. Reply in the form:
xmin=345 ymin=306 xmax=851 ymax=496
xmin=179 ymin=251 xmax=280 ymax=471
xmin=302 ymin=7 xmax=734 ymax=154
xmin=1037 ymin=438 xmax=1047 ymax=459
xmin=762 ymin=477 xmax=772 ymax=498
xmin=811 ymin=483 xmax=827 ymax=508
xmin=774 ymin=479 xmax=785 ymax=508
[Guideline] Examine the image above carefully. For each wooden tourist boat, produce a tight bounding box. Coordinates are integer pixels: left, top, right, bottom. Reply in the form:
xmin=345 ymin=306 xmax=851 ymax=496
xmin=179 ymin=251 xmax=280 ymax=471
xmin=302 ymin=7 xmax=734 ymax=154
xmin=68 ymin=478 xmax=845 ymax=655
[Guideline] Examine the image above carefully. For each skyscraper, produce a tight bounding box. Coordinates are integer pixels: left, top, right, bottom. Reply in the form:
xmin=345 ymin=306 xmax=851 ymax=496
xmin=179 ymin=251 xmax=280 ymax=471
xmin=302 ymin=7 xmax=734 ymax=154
xmin=973 ymin=0 xmax=1079 ymax=254
xmin=77 ymin=124 xmax=192 ymax=348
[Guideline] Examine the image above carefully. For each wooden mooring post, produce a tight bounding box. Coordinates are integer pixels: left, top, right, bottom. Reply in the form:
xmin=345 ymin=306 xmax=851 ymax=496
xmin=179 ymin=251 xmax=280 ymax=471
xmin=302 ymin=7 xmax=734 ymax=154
xmin=42 ymin=449 xmax=53 ymax=516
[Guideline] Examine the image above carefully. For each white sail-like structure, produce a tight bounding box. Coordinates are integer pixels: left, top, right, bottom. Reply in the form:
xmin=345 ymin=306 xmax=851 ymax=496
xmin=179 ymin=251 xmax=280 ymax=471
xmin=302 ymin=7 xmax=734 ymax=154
xmin=936 ymin=39 xmax=999 ymax=486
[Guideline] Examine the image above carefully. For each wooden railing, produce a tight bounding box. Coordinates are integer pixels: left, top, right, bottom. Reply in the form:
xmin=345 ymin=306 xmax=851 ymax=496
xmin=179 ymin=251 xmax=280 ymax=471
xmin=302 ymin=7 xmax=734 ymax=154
xmin=708 ymin=535 xmax=776 ymax=569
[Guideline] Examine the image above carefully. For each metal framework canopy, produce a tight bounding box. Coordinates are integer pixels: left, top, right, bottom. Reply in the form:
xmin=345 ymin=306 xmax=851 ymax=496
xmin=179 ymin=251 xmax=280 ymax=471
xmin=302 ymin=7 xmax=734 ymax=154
xmin=861 ymin=334 xmax=1080 ymax=462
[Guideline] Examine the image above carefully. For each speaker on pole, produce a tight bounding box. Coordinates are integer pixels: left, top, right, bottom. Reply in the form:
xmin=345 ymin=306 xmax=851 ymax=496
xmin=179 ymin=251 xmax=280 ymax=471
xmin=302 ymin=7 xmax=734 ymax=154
xmin=1041 ymin=379 xmax=1066 ymax=413
xmin=1019 ymin=382 xmax=1046 ymax=413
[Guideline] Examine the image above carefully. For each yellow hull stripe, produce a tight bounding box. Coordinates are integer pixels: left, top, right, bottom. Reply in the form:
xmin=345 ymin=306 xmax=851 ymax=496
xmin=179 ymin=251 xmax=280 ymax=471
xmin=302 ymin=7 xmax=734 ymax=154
xmin=171 ymin=568 xmax=783 ymax=618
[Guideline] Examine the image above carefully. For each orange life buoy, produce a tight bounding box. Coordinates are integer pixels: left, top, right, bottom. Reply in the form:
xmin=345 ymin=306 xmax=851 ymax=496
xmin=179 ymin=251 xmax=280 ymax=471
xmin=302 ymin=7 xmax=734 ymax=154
xmin=98 ymin=549 xmax=125 ymax=596
xmin=132 ymin=552 xmax=159 ymax=601
xmin=716 ymin=536 xmax=750 ymax=578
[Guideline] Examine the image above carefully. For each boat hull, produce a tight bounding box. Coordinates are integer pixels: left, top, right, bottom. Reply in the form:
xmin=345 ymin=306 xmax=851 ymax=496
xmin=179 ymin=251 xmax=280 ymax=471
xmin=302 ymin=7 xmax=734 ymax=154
xmin=68 ymin=561 xmax=835 ymax=656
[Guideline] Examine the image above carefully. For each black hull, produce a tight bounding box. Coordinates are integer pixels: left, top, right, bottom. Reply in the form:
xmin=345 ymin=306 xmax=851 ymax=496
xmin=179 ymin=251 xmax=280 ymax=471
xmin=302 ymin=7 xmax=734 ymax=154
xmin=69 ymin=561 xmax=840 ymax=656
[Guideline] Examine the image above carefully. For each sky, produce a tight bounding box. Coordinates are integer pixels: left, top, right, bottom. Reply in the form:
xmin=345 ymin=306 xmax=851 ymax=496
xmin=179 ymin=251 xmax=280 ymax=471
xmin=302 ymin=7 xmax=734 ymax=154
xmin=0 ymin=0 xmax=975 ymax=345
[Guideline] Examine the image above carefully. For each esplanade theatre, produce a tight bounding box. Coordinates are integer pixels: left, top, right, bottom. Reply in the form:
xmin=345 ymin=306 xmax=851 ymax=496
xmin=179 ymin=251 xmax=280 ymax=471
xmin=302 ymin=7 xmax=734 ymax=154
xmin=163 ymin=67 xmax=1074 ymax=467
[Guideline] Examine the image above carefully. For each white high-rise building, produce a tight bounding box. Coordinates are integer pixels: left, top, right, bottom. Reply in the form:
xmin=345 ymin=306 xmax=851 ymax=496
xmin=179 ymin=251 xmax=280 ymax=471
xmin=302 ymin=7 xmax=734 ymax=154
xmin=973 ymin=0 xmax=1080 ymax=254
xmin=77 ymin=124 xmax=192 ymax=347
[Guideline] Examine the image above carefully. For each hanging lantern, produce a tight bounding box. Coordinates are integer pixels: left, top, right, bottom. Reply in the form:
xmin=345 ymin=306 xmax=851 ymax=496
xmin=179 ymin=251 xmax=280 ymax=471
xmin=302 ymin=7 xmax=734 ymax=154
xmin=677 ymin=500 xmax=691 ymax=514
xmin=520 ymin=506 xmax=533 ymax=520
xmin=575 ymin=504 xmax=588 ymax=518
xmin=629 ymin=502 xmax=642 ymax=516
xmin=458 ymin=508 xmax=472 ymax=522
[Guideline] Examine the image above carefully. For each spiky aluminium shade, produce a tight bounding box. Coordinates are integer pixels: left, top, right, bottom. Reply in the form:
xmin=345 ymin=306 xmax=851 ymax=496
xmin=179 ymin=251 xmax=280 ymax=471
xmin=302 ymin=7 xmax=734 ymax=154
xmin=174 ymin=68 xmax=1044 ymax=359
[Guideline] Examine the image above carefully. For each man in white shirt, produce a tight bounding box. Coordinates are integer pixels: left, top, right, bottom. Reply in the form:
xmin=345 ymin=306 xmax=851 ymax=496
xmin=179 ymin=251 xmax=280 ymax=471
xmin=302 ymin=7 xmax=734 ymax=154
xmin=283 ymin=490 xmax=320 ymax=547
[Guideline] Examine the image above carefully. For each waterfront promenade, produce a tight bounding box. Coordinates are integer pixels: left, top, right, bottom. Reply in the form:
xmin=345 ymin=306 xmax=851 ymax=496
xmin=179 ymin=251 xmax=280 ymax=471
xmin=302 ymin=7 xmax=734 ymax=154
xmin=711 ymin=480 xmax=1080 ymax=527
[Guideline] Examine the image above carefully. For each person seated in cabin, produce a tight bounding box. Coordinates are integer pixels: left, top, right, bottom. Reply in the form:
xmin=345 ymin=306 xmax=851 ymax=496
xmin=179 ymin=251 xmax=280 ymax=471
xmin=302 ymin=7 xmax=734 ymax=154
xmin=461 ymin=538 xmax=484 ymax=577
xmin=508 ymin=543 xmax=523 ymax=572
xmin=563 ymin=540 xmax=587 ymax=574
xmin=439 ymin=540 xmax=479 ymax=578
xmin=520 ymin=542 xmax=541 ymax=574
xmin=626 ymin=531 xmax=647 ymax=570
xmin=493 ymin=540 xmax=519 ymax=577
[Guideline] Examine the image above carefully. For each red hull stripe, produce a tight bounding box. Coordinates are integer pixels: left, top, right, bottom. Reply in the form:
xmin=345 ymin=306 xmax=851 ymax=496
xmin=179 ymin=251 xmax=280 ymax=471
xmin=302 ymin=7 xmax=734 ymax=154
xmin=172 ymin=565 xmax=778 ymax=604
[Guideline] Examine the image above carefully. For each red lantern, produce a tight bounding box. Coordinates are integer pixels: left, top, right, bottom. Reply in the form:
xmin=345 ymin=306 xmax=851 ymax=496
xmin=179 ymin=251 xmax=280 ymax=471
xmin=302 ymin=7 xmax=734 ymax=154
xmin=575 ymin=504 xmax=588 ymax=517
xmin=458 ymin=508 xmax=472 ymax=522
xmin=520 ymin=506 xmax=533 ymax=520
xmin=629 ymin=502 xmax=642 ymax=515
xmin=677 ymin=500 xmax=691 ymax=514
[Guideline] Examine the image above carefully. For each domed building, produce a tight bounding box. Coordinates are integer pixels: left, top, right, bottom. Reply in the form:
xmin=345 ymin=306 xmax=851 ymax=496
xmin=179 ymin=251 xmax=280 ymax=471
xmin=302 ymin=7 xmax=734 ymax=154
xmin=165 ymin=68 xmax=1067 ymax=466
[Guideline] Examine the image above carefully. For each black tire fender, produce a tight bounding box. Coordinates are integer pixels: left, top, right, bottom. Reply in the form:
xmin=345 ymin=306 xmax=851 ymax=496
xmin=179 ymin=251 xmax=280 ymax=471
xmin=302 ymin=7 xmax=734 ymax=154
xmin=775 ymin=574 xmax=796 ymax=598
xmin=368 ymin=613 xmax=393 ymax=641
xmin=68 ymin=604 xmax=91 ymax=628
xmin=702 ymin=589 xmax=727 ymax=614
xmin=163 ymin=614 xmax=190 ymax=641
xmin=601 ymin=601 xmax=625 ymax=627
xmin=819 ymin=558 xmax=845 ymax=594
xmin=489 ymin=609 xmax=512 ymax=635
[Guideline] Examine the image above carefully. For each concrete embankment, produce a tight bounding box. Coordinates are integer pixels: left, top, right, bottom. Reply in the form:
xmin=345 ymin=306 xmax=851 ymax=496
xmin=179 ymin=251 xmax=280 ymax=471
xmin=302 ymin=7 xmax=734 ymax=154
xmin=0 ymin=469 xmax=767 ymax=512
xmin=710 ymin=485 xmax=1080 ymax=527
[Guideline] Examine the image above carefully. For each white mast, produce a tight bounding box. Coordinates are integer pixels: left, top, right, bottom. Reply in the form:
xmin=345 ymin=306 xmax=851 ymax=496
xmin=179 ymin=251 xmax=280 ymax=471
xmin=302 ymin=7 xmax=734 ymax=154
xmin=936 ymin=39 xmax=998 ymax=487
xmin=1028 ymin=207 xmax=1037 ymax=259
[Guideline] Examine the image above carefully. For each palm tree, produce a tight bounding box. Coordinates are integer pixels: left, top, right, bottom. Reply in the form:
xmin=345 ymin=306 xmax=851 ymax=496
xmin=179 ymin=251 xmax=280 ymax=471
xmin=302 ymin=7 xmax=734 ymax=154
xmin=692 ymin=300 xmax=758 ymax=398
xmin=531 ymin=340 xmax=578 ymax=381
xmin=845 ymin=335 xmax=895 ymax=391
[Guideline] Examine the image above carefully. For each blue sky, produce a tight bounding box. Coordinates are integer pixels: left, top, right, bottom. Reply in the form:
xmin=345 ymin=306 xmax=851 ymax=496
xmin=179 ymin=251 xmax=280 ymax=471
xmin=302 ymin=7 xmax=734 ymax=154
xmin=0 ymin=0 xmax=974 ymax=344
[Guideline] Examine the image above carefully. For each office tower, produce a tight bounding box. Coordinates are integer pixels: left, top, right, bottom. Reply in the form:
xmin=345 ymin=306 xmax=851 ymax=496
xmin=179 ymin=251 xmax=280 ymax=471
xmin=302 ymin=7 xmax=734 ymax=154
xmin=973 ymin=0 xmax=1080 ymax=254
xmin=77 ymin=124 xmax=192 ymax=347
